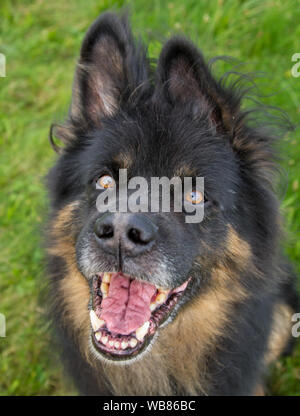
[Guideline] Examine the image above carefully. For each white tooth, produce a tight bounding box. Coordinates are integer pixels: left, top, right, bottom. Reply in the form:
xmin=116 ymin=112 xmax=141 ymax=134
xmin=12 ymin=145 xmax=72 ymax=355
xmin=109 ymin=340 xmax=114 ymax=347
xmin=129 ymin=338 xmax=138 ymax=348
xmin=136 ymin=321 xmax=150 ymax=341
xmin=101 ymin=336 xmax=108 ymax=345
xmin=95 ymin=332 xmax=101 ymax=341
xmin=101 ymin=282 xmax=109 ymax=294
xmin=156 ymin=292 xmax=167 ymax=304
xmin=150 ymin=302 xmax=156 ymax=311
xmin=121 ymin=341 xmax=128 ymax=350
xmin=102 ymin=273 xmax=111 ymax=283
xmin=115 ymin=341 xmax=120 ymax=349
xmin=102 ymin=293 xmax=108 ymax=299
xmin=90 ymin=310 xmax=105 ymax=331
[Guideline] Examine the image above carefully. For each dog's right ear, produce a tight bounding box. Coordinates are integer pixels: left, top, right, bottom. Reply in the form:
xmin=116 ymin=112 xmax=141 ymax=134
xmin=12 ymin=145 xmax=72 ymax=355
xmin=51 ymin=13 xmax=135 ymax=150
xmin=72 ymin=12 xmax=130 ymax=125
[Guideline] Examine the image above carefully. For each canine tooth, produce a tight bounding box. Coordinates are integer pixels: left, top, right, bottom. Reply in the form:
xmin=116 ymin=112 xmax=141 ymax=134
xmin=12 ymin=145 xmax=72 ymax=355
xmin=90 ymin=310 xmax=105 ymax=331
xmin=109 ymin=340 xmax=114 ymax=347
xmin=129 ymin=338 xmax=138 ymax=348
xmin=95 ymin=332 xmax=101 ymax=341
xmin=101 ymin=336 xmax=108 ymax=345
xmin=101 ymin=282 xmax=109 ymax=294
xmin=102 ymin=273 xmax=111 ymax=283
xmin=136 ymin=321 xmax=150 ymax=341
xmin=156 ymin=293 xmax=167 ymax=304
xmin=114 ymin=341 xmax=120 ymax=349
xmin=150 ymin=302 xmax=156 ymax=311
xmin=98 ymin=319 xmax=105 ymax=328
xmin=121 ymin=341 xmax=128 ymax=350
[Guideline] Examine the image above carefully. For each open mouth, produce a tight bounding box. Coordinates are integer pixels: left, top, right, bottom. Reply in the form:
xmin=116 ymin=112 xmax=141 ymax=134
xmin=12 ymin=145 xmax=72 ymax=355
xmin=90 ymin=272 xmax=190 ymax=361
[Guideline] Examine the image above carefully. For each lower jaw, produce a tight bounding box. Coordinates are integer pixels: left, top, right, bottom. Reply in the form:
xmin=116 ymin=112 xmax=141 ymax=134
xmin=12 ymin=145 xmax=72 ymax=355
xmin=89 ymin=273 xmax=189 ymax=362
xmin=90 ymin=330 xmax=156 ymax=363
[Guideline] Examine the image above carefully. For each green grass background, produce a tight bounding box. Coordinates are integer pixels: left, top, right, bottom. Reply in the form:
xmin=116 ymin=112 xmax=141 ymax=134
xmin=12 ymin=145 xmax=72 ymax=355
xmin=0 ymin=0 xmax=300 ymax=395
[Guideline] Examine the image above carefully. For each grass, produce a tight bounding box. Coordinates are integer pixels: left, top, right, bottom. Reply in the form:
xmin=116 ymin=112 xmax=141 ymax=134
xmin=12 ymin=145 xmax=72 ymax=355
xmin=0 ymin=0 xmax=299 ymax=396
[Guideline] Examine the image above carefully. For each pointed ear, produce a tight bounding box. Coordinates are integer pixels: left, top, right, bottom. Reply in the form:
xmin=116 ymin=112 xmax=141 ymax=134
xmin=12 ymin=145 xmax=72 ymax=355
xmin=155 ymin=37 xmax=240 ymax=133
xmin=50 ymin=13 xmax=151 ymax=151
xmin=70 ymin=12 xmax=131 ymax=126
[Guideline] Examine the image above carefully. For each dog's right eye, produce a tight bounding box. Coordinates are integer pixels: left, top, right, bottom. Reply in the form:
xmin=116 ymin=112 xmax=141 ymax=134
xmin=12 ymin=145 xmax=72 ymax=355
xmin=96 ymin=175 xmax=116 ymax=189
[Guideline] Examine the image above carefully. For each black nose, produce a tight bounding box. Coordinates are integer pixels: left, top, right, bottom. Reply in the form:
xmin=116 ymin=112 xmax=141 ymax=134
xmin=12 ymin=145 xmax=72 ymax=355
xmin=94 ymin=213 xmax=158 ymax=256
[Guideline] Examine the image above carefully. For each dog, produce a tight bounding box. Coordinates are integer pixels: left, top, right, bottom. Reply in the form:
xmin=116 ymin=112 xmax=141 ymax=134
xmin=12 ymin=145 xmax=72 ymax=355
xmin=46 ymin=12 xmax=298 ymax=395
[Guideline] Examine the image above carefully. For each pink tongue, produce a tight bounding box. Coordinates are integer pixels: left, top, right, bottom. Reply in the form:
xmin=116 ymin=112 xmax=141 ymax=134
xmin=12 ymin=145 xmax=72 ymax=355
xmin=100 ymin=273 xmax=157 ymax=335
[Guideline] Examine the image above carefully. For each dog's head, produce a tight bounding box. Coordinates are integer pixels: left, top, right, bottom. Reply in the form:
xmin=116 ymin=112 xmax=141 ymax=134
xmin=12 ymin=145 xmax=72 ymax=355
xmin=48 ymin=13 xmax=282 ymax=365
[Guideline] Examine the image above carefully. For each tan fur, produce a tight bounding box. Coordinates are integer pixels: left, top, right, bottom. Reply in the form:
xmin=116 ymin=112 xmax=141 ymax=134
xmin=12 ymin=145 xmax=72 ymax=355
xmin=226 ymin=225 xmax=251 ymax=263
xmin=113 ymin=152 xmax=133 ymax=170
xmin=253 ymin=384 xmax=265 ymax=396
xmin=79 ymin=37 xmax=123 ymax=122
xmin=48 ymin=201 xmax=80 ymax=240
xmin=174 ymin=165 xmax=196 ymax=178
xmin=48 ymin=201 xmax=91 ymax=360
xmin=252 ymin=303 xmax=293 ymax=397
xmin=265 ymin=303 xmax=293 ymax=365
xmin=49 ymin=206 xmax=265 ymax=395
xmin=93 ymin=226 xmax=252 ymax=395
xmin=49 ymin=212 xmax=254 ymax=394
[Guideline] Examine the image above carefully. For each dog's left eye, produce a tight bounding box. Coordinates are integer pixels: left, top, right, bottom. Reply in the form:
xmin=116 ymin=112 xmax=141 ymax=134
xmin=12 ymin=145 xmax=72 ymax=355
xmin=97 ymin=175 xmax=116 ymax=189
xmin=185 ymin=190 xmax=204 ymax=205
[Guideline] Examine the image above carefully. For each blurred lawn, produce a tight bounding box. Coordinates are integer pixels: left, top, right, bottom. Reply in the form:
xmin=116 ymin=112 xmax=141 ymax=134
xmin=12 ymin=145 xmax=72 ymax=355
xmin=0 ymin=0 xmax=300 ymax=395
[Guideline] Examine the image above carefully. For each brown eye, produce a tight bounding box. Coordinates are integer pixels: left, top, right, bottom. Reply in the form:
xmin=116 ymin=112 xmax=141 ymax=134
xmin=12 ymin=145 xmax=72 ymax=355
xmin=97 ymin=175 xmax=116 ymax=189
xmin=185 ymin=190 xmax=204 ymax=205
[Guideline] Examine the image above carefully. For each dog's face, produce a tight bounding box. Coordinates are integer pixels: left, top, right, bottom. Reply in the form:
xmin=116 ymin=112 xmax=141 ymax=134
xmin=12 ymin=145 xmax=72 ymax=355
xmin=74 ymin=103 xmax=238 ymax=362
xmin=48 ymin=14 xmax=276 ymax=365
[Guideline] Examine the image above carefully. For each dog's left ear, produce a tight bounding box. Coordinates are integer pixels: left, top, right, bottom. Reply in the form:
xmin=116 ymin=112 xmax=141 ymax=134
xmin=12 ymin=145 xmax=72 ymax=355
xmin=155 ymin=37 xmax=240 ymax=133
